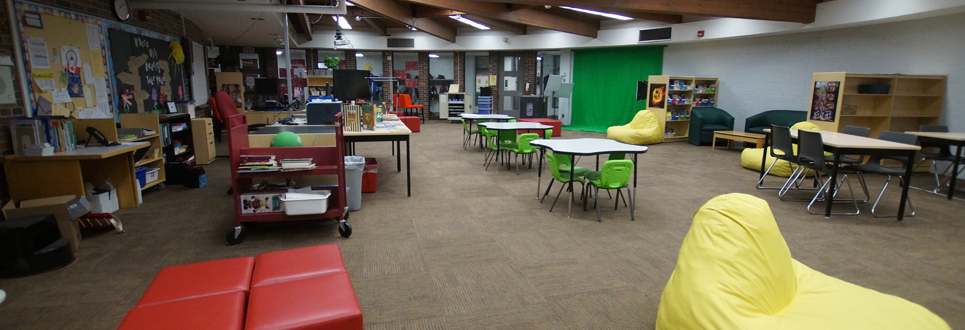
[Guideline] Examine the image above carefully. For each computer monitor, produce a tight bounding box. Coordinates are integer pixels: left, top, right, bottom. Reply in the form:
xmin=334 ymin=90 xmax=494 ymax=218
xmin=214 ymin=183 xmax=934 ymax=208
xmin=307 ymin=102 xmax=343 ymax=125
xmin=333 ymin=69 xmax=372 ymax=102
xmin=254 ymin=78 xmax=280 ymax=95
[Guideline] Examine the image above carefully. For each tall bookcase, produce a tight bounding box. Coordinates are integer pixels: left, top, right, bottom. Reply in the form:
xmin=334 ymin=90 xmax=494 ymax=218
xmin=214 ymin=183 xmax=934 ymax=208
xmin=807 ymin=72 xmax=945 ymax=137
xmin=646 ymin=76 xmax=719 ymax=142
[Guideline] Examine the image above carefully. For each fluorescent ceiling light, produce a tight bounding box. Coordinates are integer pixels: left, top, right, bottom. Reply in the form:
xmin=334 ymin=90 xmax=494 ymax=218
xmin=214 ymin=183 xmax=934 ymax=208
xmin=332 ymin=15 xmax=352 ymax=29
xmin=448 ymin=15 xmax=490 ymax=30
xmin=410 ymin=26 xmax=417 ymax=31
xmin=559 ymin=6 xmax=632 ymax=20
xmin=355 ymin=53 xmax=363 ymax=57
xmin=276 ymin=50 xmax=283 ymax=55
xmin=428 ymin=53 xmax=439 ymax=58
xmin=345 ymin=1 xmax=354 ymax=6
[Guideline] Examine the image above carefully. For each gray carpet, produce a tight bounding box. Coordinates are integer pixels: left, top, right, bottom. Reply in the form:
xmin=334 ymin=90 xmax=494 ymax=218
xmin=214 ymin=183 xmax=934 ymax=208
xmin=0 ymin=120 xmax=962 ymax=329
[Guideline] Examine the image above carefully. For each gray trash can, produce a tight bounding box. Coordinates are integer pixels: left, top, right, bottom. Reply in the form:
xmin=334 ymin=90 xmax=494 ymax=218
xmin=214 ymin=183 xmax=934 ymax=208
xmin=344 ymin=156 xmax=365 ymax=211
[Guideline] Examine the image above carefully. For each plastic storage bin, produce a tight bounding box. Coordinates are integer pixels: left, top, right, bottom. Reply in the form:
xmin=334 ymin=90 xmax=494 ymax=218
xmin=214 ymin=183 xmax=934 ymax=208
xmin=280 ymin=190 xmax=331 ymax=216
xmin=146 ymin=168 xmax=160 ymax=184
xmin=362 ymin=158 xmax=378 ymax=193
xmin=135 ymin=167 xmax=148 ymax=188
xmin=344 ymin=156 xmax=365 ymax=211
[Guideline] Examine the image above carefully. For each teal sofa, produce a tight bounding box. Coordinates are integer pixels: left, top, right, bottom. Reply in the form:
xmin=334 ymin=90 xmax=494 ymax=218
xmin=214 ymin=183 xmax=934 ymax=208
xmin=744 ymin=110 xmax=808 ymax=135
xmin=689 ymin=108 xmax=735 ymax=146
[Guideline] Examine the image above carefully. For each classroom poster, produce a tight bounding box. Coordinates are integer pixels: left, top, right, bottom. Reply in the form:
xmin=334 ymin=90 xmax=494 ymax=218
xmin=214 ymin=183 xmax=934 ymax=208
xmin=108 ymin=28 xmax=185 ymax=114
xmin=648 ymin=83 xmax=666 ymax=108
xmin=810 ymin=81 xmax=840 ymax=122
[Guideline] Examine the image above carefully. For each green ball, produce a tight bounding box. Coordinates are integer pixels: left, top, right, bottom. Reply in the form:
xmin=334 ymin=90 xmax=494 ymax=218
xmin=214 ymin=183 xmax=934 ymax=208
xmin=270 ymin=132 xmax=303 ymax=147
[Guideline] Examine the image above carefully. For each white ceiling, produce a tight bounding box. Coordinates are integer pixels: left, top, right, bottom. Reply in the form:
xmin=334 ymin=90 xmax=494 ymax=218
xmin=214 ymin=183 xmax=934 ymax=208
xmin=160 ymin=0 xmax=287 ymax=47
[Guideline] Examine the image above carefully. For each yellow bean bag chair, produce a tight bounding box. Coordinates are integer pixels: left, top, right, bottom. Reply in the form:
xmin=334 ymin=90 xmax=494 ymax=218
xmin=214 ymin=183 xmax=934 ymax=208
xmin=740 ymin=121 xmax=821 ymax=177
xmin=607 ymin=110 xmax=662 ymax=145
xmin=656 ymin=194 xmax=950 ymax=330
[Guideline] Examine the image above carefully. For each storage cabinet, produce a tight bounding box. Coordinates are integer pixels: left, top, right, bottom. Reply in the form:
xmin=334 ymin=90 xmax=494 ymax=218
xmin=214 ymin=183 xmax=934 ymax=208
xmin=118 ymin=114 xmax=167 ymax=190
xmin=192 ymin=118 xmax=216 ymax=165
xmin=440 ymin=92 xmax=467 ymax=120
xmin=646 ymin=76 xmax=719 ymax=142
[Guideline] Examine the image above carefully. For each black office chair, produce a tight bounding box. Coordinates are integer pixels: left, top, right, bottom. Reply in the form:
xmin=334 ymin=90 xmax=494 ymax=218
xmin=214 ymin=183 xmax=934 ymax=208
xmin=852 ymin=131 xmax=917 ymax=218
xmin=913 ymin=125 xmax=960 ymax=194
xmin=797 ymin=130 xmax=860 ymax=215
xmin=757 ymin=125 xmax=800 ymax=190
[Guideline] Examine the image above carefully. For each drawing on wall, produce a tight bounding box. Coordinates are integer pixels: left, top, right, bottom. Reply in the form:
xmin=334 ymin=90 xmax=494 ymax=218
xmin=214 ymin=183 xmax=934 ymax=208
xmin=810 ymin=81 xmax=840 ymax=122
xmin=648 ymin=83 xmax=666 ymax=108
xmin=221 ymin=83 xmax=243 ymax=109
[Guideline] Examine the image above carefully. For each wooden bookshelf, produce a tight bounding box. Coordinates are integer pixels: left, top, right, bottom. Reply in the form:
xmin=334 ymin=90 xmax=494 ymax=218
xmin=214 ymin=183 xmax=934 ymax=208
xmin=646 ymin=76 xmax=719 ymax=142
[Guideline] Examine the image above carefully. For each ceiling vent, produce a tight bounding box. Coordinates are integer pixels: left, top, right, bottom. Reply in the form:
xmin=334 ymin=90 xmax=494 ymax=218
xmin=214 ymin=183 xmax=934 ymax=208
xmin=387 ymin=38 xmax=415 ymax=48
xmin=639 ymin=27 xmax=672 ymax=42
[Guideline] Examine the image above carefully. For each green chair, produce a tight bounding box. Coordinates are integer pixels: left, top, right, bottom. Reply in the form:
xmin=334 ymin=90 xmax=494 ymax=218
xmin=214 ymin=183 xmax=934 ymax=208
xmin=584 ymin=153 xmax=628 ymax=206
xmin=485 ymin=130 xmax=518 ymax=170
xmin=544 ymin=129 xmax=553 ymax=139
xmin=586 ymin=160 xmax=634 ymax=222
xmin=556 ymin=154 xmax=589 ymax=177
xmin=512 ymin=133 xmax=539 ymax=175
xmin=545 ymin=152 xmax=587 ymax=212
xmin=461 ymin=119 xmax=479 ymax=150
xmin=508 ymin=119 xmax=517 ymax=123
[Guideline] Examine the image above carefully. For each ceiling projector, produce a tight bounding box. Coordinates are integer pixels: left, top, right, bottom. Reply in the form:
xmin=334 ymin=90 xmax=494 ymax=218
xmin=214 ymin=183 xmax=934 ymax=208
xmin=334 ymin=31 xmax=351 ymax=49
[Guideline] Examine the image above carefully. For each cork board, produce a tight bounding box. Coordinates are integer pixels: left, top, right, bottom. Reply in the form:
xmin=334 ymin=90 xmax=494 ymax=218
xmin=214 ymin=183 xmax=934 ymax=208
xmin=107 ymin=28 xmax=186 ymax=115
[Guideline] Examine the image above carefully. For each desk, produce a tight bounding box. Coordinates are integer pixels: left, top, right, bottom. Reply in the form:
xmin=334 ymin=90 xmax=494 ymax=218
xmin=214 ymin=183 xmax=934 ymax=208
xmin=3 ymin=142 xmax=150 ymax=209
xmin=344 ymin=121 xmax=413 ymax=197
xmin=760 ymin=129 xmax=920 ymax=220
xmin=713 ymin=131 xmax=765 ymax=149
xmin=480 ymin=122 xmax=552 ymax=171
xmin=905 ymin=132 xmax=965 ymax=200
xmin=531 ymin=138 xmax=649 ymax=219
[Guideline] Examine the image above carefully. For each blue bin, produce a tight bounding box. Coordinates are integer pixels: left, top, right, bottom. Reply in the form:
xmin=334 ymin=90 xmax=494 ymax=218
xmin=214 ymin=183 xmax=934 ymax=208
xmin=135 ymin=167 xmax=148 ymax=188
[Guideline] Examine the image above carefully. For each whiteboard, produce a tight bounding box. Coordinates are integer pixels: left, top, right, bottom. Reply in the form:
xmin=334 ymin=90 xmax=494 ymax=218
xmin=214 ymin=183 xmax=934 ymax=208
xmin=191 ymin=41 xmax=209 ymax=106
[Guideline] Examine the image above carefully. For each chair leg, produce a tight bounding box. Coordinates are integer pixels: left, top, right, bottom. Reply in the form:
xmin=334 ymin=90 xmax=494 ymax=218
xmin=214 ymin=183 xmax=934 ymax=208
xmin=756 ymin=159 xmax=783 ymax=189
xmin=871 ymin=175 xmax=916 ymax=218
xmin=595 ymin=186 xmax=602 ymax=222
xmin=626 ymin=186 xmax=634 ymax=221
xmin=541 ymin=180 xmax=554 ymax=203
xmin=614 ymin=189 xmax=620 ymax=210
xmin=515 ymin=153 xmax=520 ymax=175
xmin=549 ymin=183 xmax=566 ymax=212
xmin=807 ymin=172 xmax=859 ymax=216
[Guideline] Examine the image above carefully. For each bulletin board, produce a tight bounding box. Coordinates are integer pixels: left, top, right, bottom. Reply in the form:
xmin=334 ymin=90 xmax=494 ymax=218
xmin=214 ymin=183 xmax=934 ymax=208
xmin=12 ymin=1 xmax=114 ymax=118
xmin=106 ymin=26 xmax=185 ymax=115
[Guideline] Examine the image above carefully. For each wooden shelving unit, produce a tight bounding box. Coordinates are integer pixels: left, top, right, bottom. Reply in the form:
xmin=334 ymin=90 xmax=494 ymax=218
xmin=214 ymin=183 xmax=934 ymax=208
xmin=116 ymin=114 xmax=166 ymax=190
xmin=307 ymin=75 xmax=334 ymax=97
xmin=808 ymin=72 xmax=945 ymax=138
xmin=646 ymin=76 xmax=719 ymax=142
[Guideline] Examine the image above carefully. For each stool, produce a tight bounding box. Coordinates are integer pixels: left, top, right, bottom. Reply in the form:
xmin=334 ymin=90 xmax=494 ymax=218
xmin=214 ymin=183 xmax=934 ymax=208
xmin=399 ymin=116 xmax=420 ymax=132
xmin=0 ymin=214 xmax=74 ymax=278
xmin=246 ymin=273 xmax=363 ymax=330
xmin=137 ymin=257 xmax=255 ymax=307
xmin=519 ymin=118 xmax=562 ymax=137
xmin=251 ymin=245 xmax=347 ymax=287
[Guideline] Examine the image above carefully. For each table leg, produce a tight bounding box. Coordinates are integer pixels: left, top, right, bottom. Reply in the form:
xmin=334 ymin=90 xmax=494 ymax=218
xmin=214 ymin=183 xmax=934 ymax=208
xmin=596 ymin=155 xmax=600 ymax=171
xmin=406 ymin=137 xmax=411 ymax=197
xmin=397 ymin=141 xmax=402 ymax=172
xmin=759 ymin=133 xmax=770 ymax=181
xmin=567 ymin=155 xmax=574 ymax=218
xmin=496 ymin=132 xmax=501 ymax=172
xmin=632 ymin=153 xmax=637 ymax=220
xmin=537 ymin=147 xmax=544 ymax=199
xmin=898 ymin=149 xmax=914 ymax=220
xmin=825 ymin=151 xmax=841 ymax=218
xmin=949 ymin=144 xmax=963 ymax=200
xmin=712 ymin=134 xmax=717 ymax=149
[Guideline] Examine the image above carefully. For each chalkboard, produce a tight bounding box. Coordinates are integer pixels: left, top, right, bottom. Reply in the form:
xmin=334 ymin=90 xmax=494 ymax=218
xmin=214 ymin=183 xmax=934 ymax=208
xmin=109 ymin=29 xmax=185 ymax=114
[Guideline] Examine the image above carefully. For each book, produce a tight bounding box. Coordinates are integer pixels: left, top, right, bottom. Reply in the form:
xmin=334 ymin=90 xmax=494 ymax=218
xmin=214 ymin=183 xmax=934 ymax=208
xmin=344 ymin=106 xmax=361 ymax=132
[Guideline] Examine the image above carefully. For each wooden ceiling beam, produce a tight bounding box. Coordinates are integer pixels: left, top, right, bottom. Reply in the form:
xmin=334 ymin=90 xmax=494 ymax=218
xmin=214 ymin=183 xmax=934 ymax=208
xmin=363 ymin=18 xmax=389 ymax=36
xmin=606 ymin=9 xmax=682 ymax=24
xmin=472 ymin=0 xmax=819 ymax=23
xmin=350 ymin=0 xmax=457 ymax=42
xmin=289 ymin=0 xmax=314 ymax=40
xmin=463 ymin=14 xmax=526 ymax=35
xmin=413 ymin=6 xmax=464 ymax=18
xmin=400 ymin=0 xmax=598 ymax=38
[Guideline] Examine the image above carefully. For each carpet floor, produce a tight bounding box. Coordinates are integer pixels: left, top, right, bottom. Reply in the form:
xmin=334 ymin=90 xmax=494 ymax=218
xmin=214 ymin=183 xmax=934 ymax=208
xmin=0 ymin=120 xmax=963 ymax=329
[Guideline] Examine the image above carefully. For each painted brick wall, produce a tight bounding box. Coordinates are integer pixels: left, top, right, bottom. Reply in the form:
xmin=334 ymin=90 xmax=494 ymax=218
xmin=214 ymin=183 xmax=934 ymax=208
xmin=0 ymin=0 xmax=27 ymax=156
xmin=488 ymin=51 xmax=499 ymax=113
xmin=341 ymin=50 xmax=356 ymax=70
xmin=453 ymin=52 xmax=464 ymax=93
xmin=522 ymin=50 xmax=537 ymax=95
xmin=417 ymin=52 xmax=429 ymax=119
xmin=382 ymin=51 xmax=392 ymax=104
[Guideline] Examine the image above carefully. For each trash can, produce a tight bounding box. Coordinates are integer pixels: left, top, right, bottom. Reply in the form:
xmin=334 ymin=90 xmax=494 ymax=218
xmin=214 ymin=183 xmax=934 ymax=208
xmin=344 ymin=156 xmax=365 ymax=211
xmin=362 ymin=158 xmax=378 ymax=193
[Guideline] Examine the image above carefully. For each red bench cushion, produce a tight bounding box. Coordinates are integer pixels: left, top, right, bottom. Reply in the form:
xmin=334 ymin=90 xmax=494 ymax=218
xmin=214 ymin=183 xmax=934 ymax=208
xmin=137 ymin=257 xmax=255 ymax=307
xmin=119 ymin=292 xmax=246 ymax=330
xmin=251 ymin=245 xmax=347 ymax=287
xmin=399 ymin=116 xmax=420 ymax=132
xmin=246 ymin=272 xmax=363 ymax=330
xmin=519 ymin=118 xmax=562 ymax=137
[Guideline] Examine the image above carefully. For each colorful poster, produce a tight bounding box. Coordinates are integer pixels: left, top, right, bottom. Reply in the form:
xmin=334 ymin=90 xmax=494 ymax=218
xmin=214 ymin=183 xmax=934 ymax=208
xmin=648 ymin=83 xmax=666 ymax=108
xmin=60 ymin=46 xmax=82 ymax=74
xmin=393 ymin=70 xmax=406 ymax=79
xmin=405 ymin=61 xmax=418 ymax=71
xmin=810 ymin=81 xmax=840 ymax=122
xmin=66 ymin=71 xmax=83 ymax=97
xmin=405 ymin=79 xmax=418 ymax=88
xmin=239 ymin=53 xmax=259 ymax=69
xmin=27 ymin=37 xmax=50 ymax=69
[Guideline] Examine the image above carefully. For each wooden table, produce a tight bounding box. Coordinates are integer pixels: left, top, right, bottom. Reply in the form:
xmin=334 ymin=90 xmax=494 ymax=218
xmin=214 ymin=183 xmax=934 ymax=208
xmin=759 ymin=129 xmax=920 ymax=220
xmin=531 ymin=138 xmax=649 ymax=219
xmin=712 ymin=131 xmax=765 ymax=149
xmin=905 ymin=131 xmax=965 ymax=200
xmin=3 ymin=142 xmax=150 ymax=209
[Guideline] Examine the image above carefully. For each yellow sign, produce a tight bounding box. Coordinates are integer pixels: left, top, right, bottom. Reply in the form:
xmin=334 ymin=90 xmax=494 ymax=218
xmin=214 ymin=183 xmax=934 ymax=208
xmin=34 ymin=72 xmax=54 ymax=80
xmin=489 ymin=75 xmax=497 ymax=86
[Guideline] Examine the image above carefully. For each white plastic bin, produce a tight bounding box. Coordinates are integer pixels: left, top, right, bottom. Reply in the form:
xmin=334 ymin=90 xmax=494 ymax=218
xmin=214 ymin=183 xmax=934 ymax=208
xmin=146 ymin=168 xmax=160 ymax=183
xmin=280 ymin=190 xmax=331 ymax=216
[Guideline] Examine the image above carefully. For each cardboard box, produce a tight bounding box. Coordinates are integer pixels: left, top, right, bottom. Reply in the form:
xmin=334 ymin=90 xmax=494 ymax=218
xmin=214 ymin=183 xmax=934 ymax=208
xmin=3 ymin=195 xmax=90 ymax=251
xmin=240 ymin=192 xmax=285 ymax=214
xmin=87 ymin=188 xmax=119 ymax=214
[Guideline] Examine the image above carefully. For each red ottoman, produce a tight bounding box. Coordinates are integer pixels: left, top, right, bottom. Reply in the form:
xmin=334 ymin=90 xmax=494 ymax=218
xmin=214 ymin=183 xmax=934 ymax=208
xmin=246 ymin=273 xmax=363 ymax=330
xmin=386 ymin=111 xmax=403 ymax=116
xmin=251 ymin=245 xmax=347 ymax=287
xmin=119 ymin=292 xmax=247 ymax=330
xmin=137 ymin=257 xmax=254 ymax=307
xmin=399 ymin=116 xmax=420 ymax=132
xmin=518 ymin=118 xmax=562 ymax=137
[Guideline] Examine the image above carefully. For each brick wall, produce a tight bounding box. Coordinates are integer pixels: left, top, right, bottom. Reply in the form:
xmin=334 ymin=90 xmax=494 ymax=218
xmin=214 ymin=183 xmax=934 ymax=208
xmin=488 ymin=52 xmax=499 ymax=113
xmin=522 ymin=50 xmax=537 ymax=95
xmin=382 ymin=51 xmax=392 ymax=104
xmin=0 ymin=0 xmax=27 ymax=156
xmin=417 ymin=52 xmax=429 ymax=119
xmin=453 ymin=52 xmax=465 ymax=93
xmin=342 ymin=50 xmax=356 ymax=70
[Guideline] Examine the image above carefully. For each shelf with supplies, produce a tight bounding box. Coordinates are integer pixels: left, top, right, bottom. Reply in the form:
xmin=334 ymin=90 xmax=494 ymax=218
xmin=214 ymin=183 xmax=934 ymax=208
xmin=647 ymin=76 xmax=719 ymax=142
xmin=119 ymin=114 xmax=168 ymax=190
xmin=440 ymin=86 xmax=468 ymax=120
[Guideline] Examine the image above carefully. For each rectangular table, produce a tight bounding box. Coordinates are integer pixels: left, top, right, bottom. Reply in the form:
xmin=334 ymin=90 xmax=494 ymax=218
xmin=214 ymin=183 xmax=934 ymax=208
xmin=344 ymin=121 xmax=412 ymax=197
xmin=905 ymin=131 xmax=965 ymax=200
xmin=760 ymin=129 xmax=920 ymax=220
xmin=713 ymin=131 xmax=765 ymax=149
xmin=479 ymin=122 xmax=553 ymax=171
xmin=3 ymin=142 xmax=150 ymax=209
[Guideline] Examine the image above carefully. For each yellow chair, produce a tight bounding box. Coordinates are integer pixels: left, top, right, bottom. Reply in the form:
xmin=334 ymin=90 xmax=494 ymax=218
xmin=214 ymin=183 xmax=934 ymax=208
xmin=607 ymin=110 xmax=662 ymax=145
xmin=741 ymin=121 xmax=821 ymax=176
xmin=656 ymin=193 xmax=950 ymax=330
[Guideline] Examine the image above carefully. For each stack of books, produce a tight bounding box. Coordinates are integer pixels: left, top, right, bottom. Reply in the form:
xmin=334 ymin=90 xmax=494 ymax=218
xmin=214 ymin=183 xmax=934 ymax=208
xmin=280 ymin=158 xmax=315 ymax=172
xmin=238 ymin=155 xmax=280 ymax=173
xmin=9 ymin=116 xmax=77 ymax=155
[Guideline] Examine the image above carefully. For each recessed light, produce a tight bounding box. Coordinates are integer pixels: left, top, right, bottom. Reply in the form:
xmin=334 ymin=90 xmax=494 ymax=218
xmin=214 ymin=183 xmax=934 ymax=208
xmin=276 ymin=50 xmax=283 ymax=55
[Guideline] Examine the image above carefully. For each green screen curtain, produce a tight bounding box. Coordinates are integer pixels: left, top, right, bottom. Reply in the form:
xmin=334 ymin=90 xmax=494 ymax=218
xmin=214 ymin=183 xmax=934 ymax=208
xmin=567 ymin=46 xmax=664 ymax=133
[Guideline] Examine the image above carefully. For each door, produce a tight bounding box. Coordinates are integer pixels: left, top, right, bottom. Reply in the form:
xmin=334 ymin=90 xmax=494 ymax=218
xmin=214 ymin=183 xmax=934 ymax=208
xmin=500 ymin=53 xmax=522 ymax=117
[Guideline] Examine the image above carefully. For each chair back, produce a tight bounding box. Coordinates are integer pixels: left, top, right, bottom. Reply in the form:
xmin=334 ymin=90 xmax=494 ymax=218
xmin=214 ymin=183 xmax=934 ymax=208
xmin=508 ymin=119 xmax=517 ymax=123
xmin=214 ymin=91 xmax=241 ymax=118
xmin=874 ymin=131 xmax=918 ymax=164
xmin=516 ymin=133 xmax=539 ymax=153
xmin=598 ymin=160 xmax=633 ymax=189
xmin=461 ymin=119 xmax=469 ymax=133
xmin=843 ymin=125 xmax=871 ymax=137
xmin=544 ymin=129 xmax=552 ymax=139
xmin=919 ymin=125 xmax=952 ymax=157
xmin=393 ymin=94 xmax=400 ymax=108
xmin=545 ymin=153 xmax=567 ymax=182
xmin=797 ymin=130 xmax=828 ymax=172
xmin=770 ymin=125 xmax=795 ymax=160
xmin=399 ymin=94 xmax=412 ymax=107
